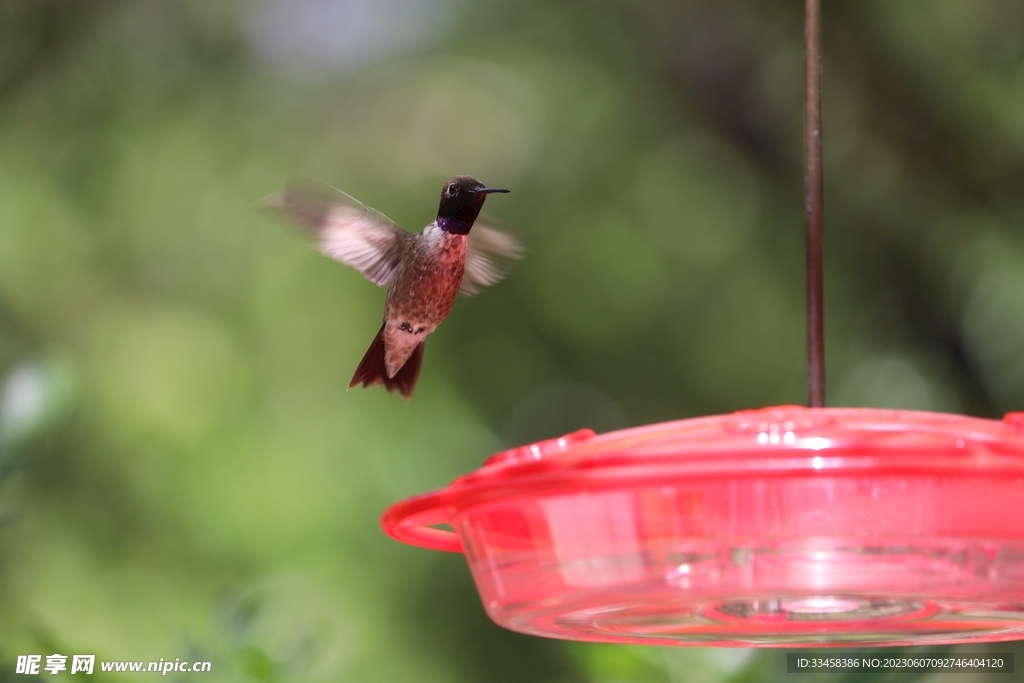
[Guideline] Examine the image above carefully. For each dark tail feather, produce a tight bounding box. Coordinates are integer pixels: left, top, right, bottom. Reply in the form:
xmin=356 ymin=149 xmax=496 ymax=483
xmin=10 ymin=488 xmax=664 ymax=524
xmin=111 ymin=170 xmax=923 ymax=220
xmin=349 ymin=325 xmax=388 ymax=391
xmin=348 ymin=325 xmax=425 ymax=400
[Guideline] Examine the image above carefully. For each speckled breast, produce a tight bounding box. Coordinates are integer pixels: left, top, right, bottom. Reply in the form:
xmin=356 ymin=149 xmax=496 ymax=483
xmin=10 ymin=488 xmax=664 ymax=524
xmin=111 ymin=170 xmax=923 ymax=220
xmin=387 ymin=232 xmax=467 ymax=326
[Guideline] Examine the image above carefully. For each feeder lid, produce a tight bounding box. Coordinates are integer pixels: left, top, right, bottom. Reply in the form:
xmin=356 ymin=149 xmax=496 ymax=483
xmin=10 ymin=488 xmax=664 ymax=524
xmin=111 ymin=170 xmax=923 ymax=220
xmin=383 ymin=405 xmax=1024 ymax=552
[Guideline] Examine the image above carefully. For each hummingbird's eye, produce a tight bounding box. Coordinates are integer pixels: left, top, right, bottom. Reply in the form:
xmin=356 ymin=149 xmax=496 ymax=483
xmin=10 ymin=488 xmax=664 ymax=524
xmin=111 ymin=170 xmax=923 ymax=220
xmin=446 ymin=184 xmax=457 ymax=197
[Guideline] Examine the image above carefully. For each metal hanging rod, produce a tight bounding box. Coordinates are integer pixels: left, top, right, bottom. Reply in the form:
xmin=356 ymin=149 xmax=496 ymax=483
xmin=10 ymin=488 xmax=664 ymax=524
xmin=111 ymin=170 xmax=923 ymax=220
xmin=805 ymin=0 xmax=825 ymax=407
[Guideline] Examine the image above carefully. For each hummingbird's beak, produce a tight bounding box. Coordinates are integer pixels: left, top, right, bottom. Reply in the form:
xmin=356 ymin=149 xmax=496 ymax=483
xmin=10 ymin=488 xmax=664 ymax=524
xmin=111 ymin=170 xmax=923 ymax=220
xmin=475 ymin=187 xmax=510 ymax=195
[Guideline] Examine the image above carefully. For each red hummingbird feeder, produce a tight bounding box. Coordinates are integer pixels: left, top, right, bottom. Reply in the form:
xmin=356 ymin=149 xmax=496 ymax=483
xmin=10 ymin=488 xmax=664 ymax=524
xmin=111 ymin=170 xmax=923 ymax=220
xmin=381 ymin=0 xmax=1024 ymax=647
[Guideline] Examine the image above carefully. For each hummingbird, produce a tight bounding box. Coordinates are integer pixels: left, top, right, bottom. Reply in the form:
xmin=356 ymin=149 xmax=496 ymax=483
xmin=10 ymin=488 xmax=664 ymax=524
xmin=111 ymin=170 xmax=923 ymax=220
xmin=262 ymin=176 xmax=521 ymax=399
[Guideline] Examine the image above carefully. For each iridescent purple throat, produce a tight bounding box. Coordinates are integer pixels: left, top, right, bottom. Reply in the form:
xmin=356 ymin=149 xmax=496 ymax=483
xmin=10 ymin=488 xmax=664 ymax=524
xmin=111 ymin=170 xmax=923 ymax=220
xmin=436 ymin=215 xmax=474 ymax=235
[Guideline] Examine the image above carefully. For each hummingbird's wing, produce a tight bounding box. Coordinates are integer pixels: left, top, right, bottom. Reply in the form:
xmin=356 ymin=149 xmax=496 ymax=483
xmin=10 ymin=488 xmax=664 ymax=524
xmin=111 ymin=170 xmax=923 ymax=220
xmin=460 ymin=220 xmax=525 ymax=296
xmin=260 ymin=178 xmax=409 ymax=287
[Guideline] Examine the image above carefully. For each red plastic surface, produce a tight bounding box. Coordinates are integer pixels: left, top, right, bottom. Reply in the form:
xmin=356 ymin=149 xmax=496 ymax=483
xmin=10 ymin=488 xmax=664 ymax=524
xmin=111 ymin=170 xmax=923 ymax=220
xmin=382 ymin=406 xmax=1024 ymax=646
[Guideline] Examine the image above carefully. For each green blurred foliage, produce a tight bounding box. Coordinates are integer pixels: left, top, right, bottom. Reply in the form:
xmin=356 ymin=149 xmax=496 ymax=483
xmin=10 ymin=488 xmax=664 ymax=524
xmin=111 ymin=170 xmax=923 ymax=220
xmin=1 ymin=0 xmax=1024 ymax=681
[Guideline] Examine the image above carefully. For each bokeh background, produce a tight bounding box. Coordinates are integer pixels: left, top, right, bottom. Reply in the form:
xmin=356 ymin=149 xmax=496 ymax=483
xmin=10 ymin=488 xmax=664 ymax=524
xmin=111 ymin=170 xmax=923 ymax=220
xmin=2 ymin=0 xmax=1024 ymax=681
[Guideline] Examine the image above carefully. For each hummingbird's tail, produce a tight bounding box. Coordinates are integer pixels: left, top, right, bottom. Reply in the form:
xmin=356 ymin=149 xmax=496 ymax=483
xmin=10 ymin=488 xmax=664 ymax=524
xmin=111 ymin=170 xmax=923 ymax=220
xmin=349 ymin=324 xmax=424 ymax=400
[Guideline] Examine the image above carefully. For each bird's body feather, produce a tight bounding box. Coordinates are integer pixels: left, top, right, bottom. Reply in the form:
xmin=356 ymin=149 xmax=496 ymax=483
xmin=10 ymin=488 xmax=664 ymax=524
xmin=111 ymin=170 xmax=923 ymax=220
xmin=382 ymin=223 xmax=466 ymax=376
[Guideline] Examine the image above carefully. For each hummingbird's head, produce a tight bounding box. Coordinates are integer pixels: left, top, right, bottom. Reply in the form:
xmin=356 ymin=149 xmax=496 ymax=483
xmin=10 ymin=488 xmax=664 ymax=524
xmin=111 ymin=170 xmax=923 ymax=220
xmin=436 ymin=176 xmax=509 ymax=235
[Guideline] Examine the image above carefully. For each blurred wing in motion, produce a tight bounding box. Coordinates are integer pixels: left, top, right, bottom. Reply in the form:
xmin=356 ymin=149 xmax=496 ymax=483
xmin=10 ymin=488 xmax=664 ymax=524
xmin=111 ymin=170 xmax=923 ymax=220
xmin=260 ymin=178 xmax=409 ymax=287
xmin=460 ymin=220 xmax=525 ymax=296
